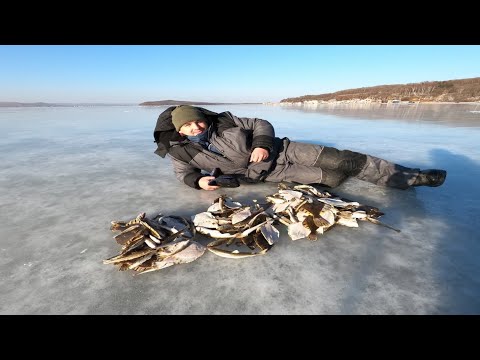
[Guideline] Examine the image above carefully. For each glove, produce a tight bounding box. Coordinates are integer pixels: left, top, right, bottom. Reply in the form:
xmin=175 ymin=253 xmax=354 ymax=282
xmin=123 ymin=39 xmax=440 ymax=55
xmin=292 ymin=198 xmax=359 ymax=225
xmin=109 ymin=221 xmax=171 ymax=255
xmin=208 ymin=175 xmax=240 ymax=188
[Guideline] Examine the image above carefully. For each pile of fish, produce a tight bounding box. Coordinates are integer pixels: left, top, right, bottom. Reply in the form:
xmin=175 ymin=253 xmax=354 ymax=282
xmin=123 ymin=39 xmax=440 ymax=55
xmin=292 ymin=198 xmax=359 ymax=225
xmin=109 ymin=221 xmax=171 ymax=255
xmin=264 ymin=183 xmax=400 ymax=241
xmin=104 ymin=183 xmax=400 ymax=270
xmin=103 ymin=212 xmax=206 ymax=274
xmin=189 ymin=183 xmax=399 ymax=258
xmin=192 ymin=195 xmax=280 ymax=258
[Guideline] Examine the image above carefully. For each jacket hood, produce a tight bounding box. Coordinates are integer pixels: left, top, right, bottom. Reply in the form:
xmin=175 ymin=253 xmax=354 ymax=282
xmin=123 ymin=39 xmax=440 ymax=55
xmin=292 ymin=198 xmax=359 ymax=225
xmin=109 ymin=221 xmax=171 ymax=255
xmin=153 ymin=105 xmax=219 ymax=158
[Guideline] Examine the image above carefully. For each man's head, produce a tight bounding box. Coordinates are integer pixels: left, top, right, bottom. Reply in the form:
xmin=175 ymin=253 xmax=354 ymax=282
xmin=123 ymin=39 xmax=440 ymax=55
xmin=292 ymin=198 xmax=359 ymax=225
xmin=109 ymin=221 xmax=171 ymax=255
xmin=172 ymin=105 xmax=209 ymax=136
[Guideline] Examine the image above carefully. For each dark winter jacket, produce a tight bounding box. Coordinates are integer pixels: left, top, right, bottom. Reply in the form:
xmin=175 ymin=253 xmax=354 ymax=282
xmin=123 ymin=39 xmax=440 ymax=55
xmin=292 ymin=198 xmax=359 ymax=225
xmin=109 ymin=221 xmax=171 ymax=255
xmin=153 ymin=106 xmax=284 ymax=189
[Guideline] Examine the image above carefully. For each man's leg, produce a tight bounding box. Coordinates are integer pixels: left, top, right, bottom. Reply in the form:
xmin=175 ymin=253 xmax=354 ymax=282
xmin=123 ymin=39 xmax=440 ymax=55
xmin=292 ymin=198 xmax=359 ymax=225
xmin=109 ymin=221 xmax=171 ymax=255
xmin=265 ymin=162 xmax=348 ymax=187
xmin=274 ymin=141 xmax=446 ymax=189
xmin=316 ymin=146 xmax=446 ymax=189
xmin=352 ymin=153 xmax=449 ymax=189
xmin=313 ymin=146 xmax=367 ymax=176
xmin=355 ymin=154 xmax=420 ymax=189
xmin=266 ymin=142 xmax=348 ymax=187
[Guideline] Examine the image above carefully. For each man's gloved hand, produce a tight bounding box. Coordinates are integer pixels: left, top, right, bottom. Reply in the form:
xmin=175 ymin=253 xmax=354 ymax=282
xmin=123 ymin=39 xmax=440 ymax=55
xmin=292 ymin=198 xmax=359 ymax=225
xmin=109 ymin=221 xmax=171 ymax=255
xmin=199 ymin=176 xmax=220 ymax=191
xmin=207 ymin=168 xmax=240 ymax=188
xmin=208 ymin=175 xmax=240 ymax=188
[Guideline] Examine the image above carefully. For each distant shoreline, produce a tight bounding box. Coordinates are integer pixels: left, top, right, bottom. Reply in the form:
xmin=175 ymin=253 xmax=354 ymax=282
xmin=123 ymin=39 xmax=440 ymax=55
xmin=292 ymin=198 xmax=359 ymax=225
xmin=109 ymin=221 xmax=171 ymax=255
xmin=0 ymin=102 xmax=262 ymax=108
xmin=0 ymin=102 xmax=137 ymax=108
xmin=139 ymin=101 xmax=261 ymax=106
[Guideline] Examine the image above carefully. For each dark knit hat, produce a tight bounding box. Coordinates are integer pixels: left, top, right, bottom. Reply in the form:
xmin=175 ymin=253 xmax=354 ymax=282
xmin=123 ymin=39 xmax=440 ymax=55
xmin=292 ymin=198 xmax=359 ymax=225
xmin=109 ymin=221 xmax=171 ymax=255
xmin=171 ymin=105 xmax=208 ymax=132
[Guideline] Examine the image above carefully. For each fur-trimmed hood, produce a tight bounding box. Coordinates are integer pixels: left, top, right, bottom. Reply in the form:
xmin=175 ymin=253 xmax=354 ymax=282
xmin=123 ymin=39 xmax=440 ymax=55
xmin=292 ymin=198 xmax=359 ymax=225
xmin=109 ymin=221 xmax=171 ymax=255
xmin=153 ymin=106 xmax=219 ymax=158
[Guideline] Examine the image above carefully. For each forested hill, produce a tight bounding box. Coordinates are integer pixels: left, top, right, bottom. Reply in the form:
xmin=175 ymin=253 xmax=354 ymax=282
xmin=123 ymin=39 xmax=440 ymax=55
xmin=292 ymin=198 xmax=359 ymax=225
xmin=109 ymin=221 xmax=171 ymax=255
xmin=280 ymin=77 xmax=480 ymax=103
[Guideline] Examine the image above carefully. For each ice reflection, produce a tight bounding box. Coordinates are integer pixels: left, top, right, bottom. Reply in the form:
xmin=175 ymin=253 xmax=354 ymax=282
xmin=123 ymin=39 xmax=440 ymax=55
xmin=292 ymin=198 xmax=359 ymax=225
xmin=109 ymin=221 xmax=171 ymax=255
xmin=278 ymin=102 xmax=480 ymax=127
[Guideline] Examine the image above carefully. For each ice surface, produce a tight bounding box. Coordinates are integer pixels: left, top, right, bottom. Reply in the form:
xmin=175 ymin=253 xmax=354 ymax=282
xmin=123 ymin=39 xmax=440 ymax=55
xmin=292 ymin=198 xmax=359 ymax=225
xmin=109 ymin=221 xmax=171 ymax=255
xmin=0 ymin=103 xmax=479 ymax=314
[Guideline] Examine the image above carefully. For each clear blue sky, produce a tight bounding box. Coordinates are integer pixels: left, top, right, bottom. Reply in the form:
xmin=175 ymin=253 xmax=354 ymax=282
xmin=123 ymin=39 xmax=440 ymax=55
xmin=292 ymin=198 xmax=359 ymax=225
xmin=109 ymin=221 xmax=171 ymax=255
xmin=1 ymin=45 xmax=479 ymax=104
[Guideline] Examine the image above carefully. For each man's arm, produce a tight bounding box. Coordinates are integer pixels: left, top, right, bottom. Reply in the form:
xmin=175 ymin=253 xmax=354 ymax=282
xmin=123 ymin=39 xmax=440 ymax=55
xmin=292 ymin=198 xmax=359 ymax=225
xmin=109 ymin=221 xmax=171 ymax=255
xmin=168 ymin=155 xmax=219 ymax=190
xmin=226 ymin=112 xmax=275 ymax=152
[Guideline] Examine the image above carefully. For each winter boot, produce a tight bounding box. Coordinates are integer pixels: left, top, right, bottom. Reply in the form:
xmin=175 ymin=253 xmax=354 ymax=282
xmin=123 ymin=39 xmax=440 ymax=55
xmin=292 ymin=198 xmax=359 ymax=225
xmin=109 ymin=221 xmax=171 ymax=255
xmin=412 ymin=169 xmax=447 ymax=187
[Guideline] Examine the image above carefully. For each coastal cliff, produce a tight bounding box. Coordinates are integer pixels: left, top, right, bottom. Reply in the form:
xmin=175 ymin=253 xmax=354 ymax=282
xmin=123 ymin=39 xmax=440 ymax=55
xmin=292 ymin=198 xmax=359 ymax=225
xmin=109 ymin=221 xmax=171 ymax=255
xmin=280 ymin=77 xmax=480 ymax=105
